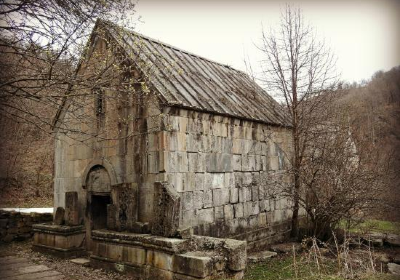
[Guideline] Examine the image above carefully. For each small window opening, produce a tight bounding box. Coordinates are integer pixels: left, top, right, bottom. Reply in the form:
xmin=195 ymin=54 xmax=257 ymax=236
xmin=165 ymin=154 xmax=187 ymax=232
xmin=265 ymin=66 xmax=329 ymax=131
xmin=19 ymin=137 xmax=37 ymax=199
xmin=94 ymin=88 xmax=105 ymax=128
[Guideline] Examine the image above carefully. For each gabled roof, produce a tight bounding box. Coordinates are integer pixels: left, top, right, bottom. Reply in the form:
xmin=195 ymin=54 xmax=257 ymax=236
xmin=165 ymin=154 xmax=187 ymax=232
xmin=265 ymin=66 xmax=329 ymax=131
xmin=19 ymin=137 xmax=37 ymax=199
xmin=101 ymin=21 xmax=290 ymax=127
xmin=53 ymin=20 xmax=290 ymax=129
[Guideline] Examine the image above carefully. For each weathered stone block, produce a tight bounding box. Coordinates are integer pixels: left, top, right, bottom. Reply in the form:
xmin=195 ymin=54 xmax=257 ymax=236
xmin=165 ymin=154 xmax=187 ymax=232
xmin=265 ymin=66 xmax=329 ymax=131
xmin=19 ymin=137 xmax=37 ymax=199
xmin=152 ymin=182 xmax=181 ymax=237
xmin=181 ymin=210 xmax=196 ymax=228
xmin=188 ymin=152 xmax=197 ymax=172
xmin=258 ymin=212 xmax=267 ymax=226
xmin=177 ymin=152 xmax=189 ymax=172
xmin=147 ymin=152 xmax=159 ymax=174
xmin=234 ymin=172 xmax=243 ymax=187
xmin=242 ymin=172 xmax=253 ymax=186
xmin=178 ymin=117 xmax=188 ymax=133
xmin=107 ymin=204 xmax=117 ymax=230
xmin=186 ymin=134 xmax=201 ymax=152
xmin=233 ymin=155 xmax=242 ymax=171
xmin=258 ymin=185 xmax=266 ymax=200
xmin=224 ymin=239 xmax=247 ymax=271
xmin=230 ymin=188 xmax=239 ymax=203
xmin=148 ymin=250 xmax=174 ymax=271
xmin=65 ymin=192 xmax=79 ymax=226
xmin=255 ymin=155 xmax=262 ymax=171
xmin=270 ymin=156 xmax=279 ymax=171
xmin=203 ymin=190 xmax=213 ymax=208
xmin=251 ymin=185 xmax=259 ymax=201
xmin=234 ymin=203 xmax=244 ymax=218
xmin=168 ymin=173 xmax=192 ymax=193
xmin=205 ymin=173 xmax=224 ymax=189
xmin=239 ymin=187 xmax=251 ymax=203
xmin=54 ymin=207 xmax=65 ymax=225
xmin=232 ymin=126 xmax=243 ymax=139
xmin=111 ymin=183 xmax=138 ymax=231
xmin=249 ymin=215 xmax=259 ymax=228
xmin=212 ymin=188 xmax=230 ymax=206
xmin=224 ymin=172 xmax=235 ymax=188
xmin=174 ymin=252 xmax=213 ymax=278
xmin=259 ymin=200 xmax=270 ymax=212
xmin=244 ymin=201 xmax=260 ymax=217
xmin=224 ymin=205 xmax=234 ymax=220
xmin=197 ymin=208 xmax=214 ymax=224
xmin=206 ymin=153 xmax=233 ymax=172
xmin=182 ymin=192 xmax=194 ymax=211
xmin=193 ymin=191 xmax=204 ymax=209
xmin=194 ymin=173 xmax=204 ymax=191
xmin=215 ymin=206 xmax=224 ymax=220
xmin=232 ymin=139 xmax=243 ymax=154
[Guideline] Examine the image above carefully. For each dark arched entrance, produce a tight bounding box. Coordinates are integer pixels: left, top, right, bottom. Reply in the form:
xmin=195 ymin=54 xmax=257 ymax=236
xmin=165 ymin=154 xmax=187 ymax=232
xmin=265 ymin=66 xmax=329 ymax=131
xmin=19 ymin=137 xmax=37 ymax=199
xmin=85 ymin=165 xmax=111 ymax=250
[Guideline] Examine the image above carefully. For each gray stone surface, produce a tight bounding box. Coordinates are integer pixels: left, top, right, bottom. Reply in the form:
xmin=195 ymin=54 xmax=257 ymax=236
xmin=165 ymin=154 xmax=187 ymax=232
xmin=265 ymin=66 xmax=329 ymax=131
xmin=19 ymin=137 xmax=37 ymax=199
xmin=64 ymin=192 xmax=79 ymax=226
xmin=54 ymin=207 xmax=65 ymax=225
xmin=388 ymin=263 xmax=400 ymax=275
xmin=70 ymin=258 xmax=90 ymax=266
xmin=386 ymin=234 xmax=400 ymax=247
xmin=248 ymin=250 xmax=277 ymax=263
xmin=152 ymin=182 xmax=181 ymax=237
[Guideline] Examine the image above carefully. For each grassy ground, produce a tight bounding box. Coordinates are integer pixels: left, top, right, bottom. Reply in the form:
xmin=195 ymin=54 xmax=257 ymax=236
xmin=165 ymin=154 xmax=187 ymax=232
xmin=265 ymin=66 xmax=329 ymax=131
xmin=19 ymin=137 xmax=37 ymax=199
xmin=242 ymin=254 xmax=400 ymax=280
xmin=340 ymin=219 xmax=400 ymax=234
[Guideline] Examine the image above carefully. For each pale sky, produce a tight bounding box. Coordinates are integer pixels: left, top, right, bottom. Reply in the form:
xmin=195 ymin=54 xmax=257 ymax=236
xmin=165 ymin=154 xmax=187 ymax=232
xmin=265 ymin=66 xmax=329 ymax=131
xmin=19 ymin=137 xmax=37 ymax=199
xmin=132 ymin=0 xmax=400 ymax=84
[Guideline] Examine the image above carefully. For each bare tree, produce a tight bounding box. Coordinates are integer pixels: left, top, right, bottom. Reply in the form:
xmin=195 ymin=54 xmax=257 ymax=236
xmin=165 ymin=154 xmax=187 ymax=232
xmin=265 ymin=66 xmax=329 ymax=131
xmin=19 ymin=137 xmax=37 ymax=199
xmin=0 ymin=1 xmax=137 ymax=205
xmin=0 ymin=0 xmax=137 ymax=131
xmin=259 ymin=5 xmax=338 ymax=237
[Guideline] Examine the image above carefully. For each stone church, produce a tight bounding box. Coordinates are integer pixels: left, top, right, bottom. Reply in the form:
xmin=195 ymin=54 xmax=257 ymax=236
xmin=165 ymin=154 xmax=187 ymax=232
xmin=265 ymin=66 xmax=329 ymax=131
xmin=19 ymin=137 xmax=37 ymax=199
xmin=33 ymin=20 xmax=294 ymax=279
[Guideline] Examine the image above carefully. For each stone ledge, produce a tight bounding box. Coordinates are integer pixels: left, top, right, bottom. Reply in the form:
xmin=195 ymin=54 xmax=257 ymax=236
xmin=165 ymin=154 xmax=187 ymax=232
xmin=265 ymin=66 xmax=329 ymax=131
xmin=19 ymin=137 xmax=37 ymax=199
xmin=90 ymin=232 xmax=247 ymax=279
xmin=91 ymin=230 xmax=190 ymax=254
xmin=33 ymin=223 xmax=85 ymax=235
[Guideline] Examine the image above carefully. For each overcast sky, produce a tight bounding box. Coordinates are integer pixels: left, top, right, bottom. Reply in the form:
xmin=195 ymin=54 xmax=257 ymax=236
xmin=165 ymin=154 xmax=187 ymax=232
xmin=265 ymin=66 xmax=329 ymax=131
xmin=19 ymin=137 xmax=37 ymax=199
xmin=132 ymin=0 xmax=400 ymax=84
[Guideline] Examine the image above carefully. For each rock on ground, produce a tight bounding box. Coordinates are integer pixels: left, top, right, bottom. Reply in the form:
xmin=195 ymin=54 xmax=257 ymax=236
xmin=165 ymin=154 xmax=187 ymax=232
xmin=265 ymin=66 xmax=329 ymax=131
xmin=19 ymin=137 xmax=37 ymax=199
xmin=388 ymin=262 xmax=400 ymax=275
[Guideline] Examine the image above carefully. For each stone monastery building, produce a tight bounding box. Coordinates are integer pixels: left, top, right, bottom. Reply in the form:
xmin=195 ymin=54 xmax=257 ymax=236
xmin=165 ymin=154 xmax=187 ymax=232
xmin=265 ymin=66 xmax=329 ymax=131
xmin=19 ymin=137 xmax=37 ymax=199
xmin=33 ymin=20 xmax=294 ymax=279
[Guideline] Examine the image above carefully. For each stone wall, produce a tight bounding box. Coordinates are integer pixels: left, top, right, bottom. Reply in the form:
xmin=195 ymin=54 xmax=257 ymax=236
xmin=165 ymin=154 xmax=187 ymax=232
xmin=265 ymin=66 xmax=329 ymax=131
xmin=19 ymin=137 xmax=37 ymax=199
xmin=54 ymin=92 xmax=293 ymax=246
xmin=0 ymin=210 xmax=53 ymax=242
xmin=150 ymin=107 xmax=294 ymax=245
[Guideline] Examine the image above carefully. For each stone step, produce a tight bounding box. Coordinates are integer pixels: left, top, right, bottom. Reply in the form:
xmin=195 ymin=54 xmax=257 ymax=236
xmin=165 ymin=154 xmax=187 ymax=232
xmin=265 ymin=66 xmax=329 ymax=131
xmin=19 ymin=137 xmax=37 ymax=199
xmin=69 ymin=258 xmax=90 ymax=266
xmin=247 ymin=250 xmax=277 ymax=263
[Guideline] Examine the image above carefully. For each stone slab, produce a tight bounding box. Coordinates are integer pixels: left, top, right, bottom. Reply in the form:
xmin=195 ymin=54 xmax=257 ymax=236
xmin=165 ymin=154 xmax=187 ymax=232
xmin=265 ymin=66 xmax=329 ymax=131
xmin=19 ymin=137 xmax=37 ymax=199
xmin=69 ymin=258 xmax=90 ymax=266
xmin=247 ymin=250 xmax=277 ymax=263
xmin=388 ymin=263 xmax=400 ymax=275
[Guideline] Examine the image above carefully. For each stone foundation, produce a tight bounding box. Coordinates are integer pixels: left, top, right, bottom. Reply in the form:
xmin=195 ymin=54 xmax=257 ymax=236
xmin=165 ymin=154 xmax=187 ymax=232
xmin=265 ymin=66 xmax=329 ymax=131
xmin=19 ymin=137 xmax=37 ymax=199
xmin=32 ymin=223 xmax=86 ymax=258
xmin=90 ymin=230 xmax=246 ymax=279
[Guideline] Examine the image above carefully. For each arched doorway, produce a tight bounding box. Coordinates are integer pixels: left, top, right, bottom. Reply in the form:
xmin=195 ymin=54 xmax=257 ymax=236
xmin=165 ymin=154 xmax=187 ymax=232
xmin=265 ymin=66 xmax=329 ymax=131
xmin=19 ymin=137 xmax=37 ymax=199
xmin=85 ymin=165 xmax=111 ymax=250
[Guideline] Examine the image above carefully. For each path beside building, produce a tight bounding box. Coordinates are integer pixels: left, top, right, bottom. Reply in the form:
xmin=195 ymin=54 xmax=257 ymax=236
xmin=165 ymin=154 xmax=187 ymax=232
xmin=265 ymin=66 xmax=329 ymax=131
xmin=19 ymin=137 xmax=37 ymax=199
xmin=0 ymin=256 xmax=64 ymax=280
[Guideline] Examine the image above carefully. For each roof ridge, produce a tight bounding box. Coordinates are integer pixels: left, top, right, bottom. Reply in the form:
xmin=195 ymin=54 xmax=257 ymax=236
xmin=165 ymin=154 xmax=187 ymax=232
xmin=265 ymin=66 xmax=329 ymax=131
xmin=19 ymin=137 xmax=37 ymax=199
xmin=101 ymin=19 xmax=245 ymax=73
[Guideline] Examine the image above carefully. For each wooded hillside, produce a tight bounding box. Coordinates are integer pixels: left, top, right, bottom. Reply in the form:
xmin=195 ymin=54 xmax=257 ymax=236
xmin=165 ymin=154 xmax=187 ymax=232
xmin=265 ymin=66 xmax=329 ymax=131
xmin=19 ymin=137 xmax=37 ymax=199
xmin=338 ymin=66 xmax=400 ymax=221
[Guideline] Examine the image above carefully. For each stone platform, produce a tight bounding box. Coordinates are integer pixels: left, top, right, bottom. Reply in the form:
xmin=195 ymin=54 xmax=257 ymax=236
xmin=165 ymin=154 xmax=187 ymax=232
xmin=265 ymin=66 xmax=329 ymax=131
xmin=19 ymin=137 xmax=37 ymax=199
xmin=32 ymin=223 xmax=86 ymax=258
xmin=90 ymin=229 xmax=246 ymax=279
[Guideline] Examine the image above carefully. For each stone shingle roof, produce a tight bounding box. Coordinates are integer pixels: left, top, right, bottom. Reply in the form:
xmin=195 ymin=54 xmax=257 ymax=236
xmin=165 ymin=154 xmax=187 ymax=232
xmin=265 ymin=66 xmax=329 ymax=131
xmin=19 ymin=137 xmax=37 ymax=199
xmin=101 ymin=20 xmax=290 ymax=127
